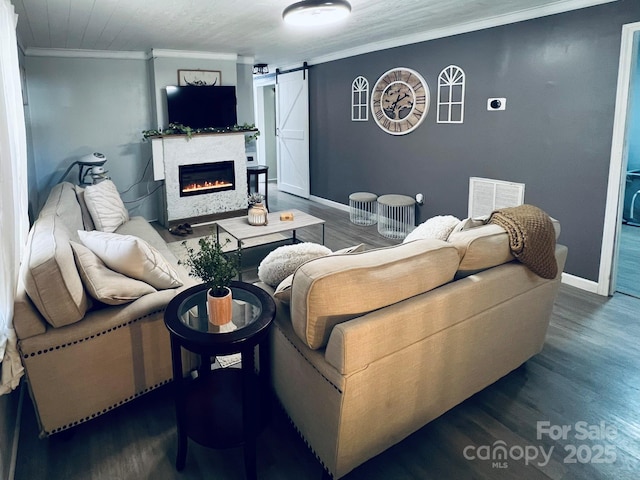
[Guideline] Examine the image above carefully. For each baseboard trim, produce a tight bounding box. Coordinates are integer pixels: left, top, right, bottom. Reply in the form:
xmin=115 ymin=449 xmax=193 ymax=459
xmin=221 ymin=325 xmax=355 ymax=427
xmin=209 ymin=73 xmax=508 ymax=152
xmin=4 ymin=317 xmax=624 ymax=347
xmin=561 ymin=272 xmax=600 ymax=294
xmin=309 ymin=195 xmax=349 ymax=213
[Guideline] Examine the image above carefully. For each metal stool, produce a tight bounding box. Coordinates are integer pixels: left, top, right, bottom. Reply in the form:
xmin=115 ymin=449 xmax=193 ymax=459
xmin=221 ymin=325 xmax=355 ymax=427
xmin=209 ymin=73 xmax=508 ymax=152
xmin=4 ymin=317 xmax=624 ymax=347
xmin=246 ymin=165 xmax=269 ymax=209
xmin=377 ymin=194 xmax=415 ymax=239
xmin=349 ymin=192 xmax=378 ymax=225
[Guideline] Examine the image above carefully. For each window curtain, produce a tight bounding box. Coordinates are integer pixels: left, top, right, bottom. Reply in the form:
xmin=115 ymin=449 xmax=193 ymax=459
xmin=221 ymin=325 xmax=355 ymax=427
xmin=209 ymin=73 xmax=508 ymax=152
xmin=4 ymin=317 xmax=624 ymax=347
xmin=0 ymin=0 xmax=28 ymax=395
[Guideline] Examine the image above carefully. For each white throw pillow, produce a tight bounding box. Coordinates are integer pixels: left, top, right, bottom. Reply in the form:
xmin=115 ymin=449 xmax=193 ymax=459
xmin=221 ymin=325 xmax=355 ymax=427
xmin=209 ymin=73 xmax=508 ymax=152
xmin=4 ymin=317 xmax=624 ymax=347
xmin=258 ymin=242 xmax=331 ymax=287
xmin=78 ymin=230 xmax=183 ymax=290
xmin=84 ymin=180 xmax=129 ymax=233
xmin=274 ymin=274 xmax=294 ymax=304
xmin=449 ymin=216 xmax=488 ymax=236
xmin=331 ymin=243 xmax=366 ymax=255
xmin=403 ymin=215 xmax=460 ymax=243
xmin=70 ymin=241 xmax=157 ymax=305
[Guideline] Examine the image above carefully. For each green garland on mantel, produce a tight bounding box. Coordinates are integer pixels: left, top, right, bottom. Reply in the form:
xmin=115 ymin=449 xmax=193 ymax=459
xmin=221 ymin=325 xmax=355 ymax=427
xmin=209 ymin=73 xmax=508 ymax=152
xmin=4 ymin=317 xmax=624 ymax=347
xmin=142 ymin=122 xmax=260 ymax=143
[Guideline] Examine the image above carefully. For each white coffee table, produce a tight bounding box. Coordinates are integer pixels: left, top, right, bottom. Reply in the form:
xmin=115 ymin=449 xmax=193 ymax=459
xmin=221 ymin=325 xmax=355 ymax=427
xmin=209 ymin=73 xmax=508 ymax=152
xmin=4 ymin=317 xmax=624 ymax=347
xmin=215 ymin=209 xmax=325 ymax=279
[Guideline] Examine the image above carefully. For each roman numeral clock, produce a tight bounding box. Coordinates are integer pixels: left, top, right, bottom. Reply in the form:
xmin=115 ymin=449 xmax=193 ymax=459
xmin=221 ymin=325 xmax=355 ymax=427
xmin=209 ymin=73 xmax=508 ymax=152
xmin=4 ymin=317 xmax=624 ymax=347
xmin=371 ymin=67 xmax=430 ymax=135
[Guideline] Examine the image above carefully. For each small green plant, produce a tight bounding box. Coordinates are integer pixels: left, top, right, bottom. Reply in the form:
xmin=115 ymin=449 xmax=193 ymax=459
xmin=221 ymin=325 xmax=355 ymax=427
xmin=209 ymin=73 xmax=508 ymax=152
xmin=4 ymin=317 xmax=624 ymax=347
xmin=248 ymin=192 xmax=265 ymax=205
xmin=180 ymin=235 xmax=240 ymax=296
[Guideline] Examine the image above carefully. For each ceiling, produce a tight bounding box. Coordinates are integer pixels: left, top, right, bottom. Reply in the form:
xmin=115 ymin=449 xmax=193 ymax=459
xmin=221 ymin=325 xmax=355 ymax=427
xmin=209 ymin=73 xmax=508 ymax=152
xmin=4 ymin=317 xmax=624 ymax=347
xmin=13 ymin=0 xmax=616 ymax=67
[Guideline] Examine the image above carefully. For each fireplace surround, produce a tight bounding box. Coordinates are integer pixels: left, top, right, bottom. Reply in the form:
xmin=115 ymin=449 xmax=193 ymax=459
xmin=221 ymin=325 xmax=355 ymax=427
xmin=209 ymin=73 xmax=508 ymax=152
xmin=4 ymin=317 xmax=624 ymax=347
xmin=151 ymin=132 xmax=249 ymax=225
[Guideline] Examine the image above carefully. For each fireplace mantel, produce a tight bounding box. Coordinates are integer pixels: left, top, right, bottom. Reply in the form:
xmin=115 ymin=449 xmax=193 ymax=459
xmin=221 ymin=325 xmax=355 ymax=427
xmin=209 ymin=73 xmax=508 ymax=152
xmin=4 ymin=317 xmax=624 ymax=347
xmin=151 ymin=133 xmax=248 ymax=226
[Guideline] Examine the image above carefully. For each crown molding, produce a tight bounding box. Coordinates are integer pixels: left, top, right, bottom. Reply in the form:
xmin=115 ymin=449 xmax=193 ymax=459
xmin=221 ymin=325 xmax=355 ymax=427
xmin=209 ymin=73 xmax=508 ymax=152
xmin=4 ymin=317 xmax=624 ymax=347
xmin=237 ymin=55 xmax=255 ymax=65
xmin=306 ymin=0 xmax=619 ymax=66
xmin=24 ymin=48 xmax=147 ymax=60
xmin=150 ymin=49 xmax=237 ymax=61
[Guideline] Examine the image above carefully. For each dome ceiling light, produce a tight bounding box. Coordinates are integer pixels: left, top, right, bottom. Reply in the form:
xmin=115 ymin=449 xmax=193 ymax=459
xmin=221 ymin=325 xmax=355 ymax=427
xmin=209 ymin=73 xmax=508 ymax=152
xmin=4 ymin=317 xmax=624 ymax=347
xmin=282 ymin=0 xmax=351 ymax=27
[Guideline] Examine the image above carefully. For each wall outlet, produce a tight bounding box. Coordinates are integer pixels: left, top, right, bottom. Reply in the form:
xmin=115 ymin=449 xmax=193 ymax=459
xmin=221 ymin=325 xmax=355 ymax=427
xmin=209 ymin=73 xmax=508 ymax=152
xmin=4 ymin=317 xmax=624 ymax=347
xmin=487 ymin=98 xmax=506 ymax=111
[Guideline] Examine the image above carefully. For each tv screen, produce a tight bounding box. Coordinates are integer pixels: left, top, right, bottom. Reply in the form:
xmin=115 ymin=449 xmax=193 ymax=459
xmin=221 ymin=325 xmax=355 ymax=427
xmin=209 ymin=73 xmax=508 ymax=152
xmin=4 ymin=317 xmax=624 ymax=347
xmin=166 ymin=85 xmax=237 ymax=130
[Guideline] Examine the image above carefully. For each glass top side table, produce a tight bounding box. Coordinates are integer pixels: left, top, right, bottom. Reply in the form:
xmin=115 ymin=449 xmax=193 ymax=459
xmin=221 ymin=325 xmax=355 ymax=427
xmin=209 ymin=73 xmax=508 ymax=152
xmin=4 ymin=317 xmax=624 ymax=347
xmin=164 ymin=281 xmax=276 ymax=479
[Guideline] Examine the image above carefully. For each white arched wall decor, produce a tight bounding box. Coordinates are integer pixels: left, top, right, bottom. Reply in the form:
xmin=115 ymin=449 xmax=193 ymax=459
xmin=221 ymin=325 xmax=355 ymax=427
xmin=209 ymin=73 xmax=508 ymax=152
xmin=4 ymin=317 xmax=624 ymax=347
xmin=351 ymin=76 xmax=369 ymax=121
xmin=437 ymin=65 xmax=465 ymax=124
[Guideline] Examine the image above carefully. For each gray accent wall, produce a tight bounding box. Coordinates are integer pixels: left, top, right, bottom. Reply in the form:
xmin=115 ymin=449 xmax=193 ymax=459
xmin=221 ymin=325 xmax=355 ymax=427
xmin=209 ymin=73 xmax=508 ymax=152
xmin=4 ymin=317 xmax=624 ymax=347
xmin=309 ymin=1 xmax=640 ymax=282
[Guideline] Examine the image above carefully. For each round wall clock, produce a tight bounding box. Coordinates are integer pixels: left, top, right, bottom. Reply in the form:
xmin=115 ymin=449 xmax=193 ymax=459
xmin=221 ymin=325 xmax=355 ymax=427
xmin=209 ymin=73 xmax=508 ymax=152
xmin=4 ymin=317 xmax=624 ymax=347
xmin=371 ymin=67 xmax=430 ymax=135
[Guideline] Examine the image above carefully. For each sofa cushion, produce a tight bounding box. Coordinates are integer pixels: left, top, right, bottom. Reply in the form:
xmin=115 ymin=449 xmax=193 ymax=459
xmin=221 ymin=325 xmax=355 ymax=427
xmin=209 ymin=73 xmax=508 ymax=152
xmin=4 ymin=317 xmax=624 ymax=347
xmin=447 ymin=224 xmax=514 ymax=274
xmin=290 ymin=239 xmax=460 ymax=350
xmin=258 ymin=242 xmax=332 ymax=287
xmin=70 ymin=241 xmax=157 ymax=305
xmin=21 ymin=183 xmax=90 ymax=328
xmin=83 ymin=180 xmax=129 ymax=233
xmin=78 ymin=230 xmax=183 ymax=290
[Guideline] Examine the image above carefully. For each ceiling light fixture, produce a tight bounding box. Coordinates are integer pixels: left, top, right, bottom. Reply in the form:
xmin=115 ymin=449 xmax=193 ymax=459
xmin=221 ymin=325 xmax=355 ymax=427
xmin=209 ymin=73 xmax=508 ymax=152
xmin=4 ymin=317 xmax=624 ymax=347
xmin=282 ymin=0 xmax=351 ymax=27
xmin=253 ymin=63 xmax=269 ymax=75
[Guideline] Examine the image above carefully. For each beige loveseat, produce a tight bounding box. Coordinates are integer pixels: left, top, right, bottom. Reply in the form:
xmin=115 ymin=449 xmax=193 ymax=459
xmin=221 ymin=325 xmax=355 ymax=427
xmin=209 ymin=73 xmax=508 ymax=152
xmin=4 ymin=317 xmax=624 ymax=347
xmin=260 ymin=217 xmax=567 ymax=479
xmin=13 ymin=182 xmax=196 ymax=437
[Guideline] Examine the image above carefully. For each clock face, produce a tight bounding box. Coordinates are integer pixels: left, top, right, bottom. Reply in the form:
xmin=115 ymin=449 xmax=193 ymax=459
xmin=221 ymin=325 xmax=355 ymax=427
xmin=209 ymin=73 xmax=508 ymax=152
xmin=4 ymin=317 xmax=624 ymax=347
xmin=371 ymin=67 xmax=430 ymax=135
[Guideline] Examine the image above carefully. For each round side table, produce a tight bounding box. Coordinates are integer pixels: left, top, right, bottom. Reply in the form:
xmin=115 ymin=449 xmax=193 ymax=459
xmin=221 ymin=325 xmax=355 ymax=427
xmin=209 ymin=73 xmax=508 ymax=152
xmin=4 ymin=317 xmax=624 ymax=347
xmin=164 ymin=281 xmax=276 ymax=480
xmin=349 ymin=192 xmax=378 ymax=225
xmin=377 ymin=194 xmax=416 ymax=239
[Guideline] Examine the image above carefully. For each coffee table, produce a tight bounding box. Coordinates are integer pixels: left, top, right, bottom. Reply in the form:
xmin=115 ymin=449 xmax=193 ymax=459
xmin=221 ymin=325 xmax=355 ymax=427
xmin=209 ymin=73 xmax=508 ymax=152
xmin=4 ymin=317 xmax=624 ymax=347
xmin=164 ymin=281 xmax=276 ymax=479
xmin=215 ymin=209 xmax=325 ymax=279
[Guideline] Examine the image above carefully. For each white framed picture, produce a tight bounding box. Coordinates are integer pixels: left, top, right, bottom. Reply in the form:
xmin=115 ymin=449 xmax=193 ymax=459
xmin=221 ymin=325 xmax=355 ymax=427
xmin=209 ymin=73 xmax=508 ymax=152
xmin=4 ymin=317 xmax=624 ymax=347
xmin=177 ymin=69 xmax=221 ymax=86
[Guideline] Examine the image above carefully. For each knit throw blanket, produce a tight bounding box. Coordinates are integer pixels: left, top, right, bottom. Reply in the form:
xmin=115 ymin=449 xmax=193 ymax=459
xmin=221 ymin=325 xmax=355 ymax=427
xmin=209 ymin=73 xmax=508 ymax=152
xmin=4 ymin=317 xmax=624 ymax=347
xmin=488 ymin=204 xmax=557 ymax=279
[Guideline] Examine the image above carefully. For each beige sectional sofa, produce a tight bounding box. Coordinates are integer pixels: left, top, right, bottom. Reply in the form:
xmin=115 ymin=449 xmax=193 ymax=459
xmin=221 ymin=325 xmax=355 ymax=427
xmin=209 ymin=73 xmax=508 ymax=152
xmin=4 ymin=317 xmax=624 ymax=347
xmin=259 ymin=218 xmax=567 ymax=479
xmin=13 ymin=182 xmax=197 ymax=437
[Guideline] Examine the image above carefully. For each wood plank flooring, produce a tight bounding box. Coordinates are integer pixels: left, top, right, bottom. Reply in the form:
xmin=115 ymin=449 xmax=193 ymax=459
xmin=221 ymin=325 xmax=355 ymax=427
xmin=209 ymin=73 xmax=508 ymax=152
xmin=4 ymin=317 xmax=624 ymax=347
xmin=15 ymin=188 xmax=640 ymax=479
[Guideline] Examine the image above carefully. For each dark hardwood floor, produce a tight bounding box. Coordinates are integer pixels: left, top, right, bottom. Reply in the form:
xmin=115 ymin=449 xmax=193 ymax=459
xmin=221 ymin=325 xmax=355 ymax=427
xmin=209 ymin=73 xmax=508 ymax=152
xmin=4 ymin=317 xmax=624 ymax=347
xmin=14 ymin=188 xmax=640 ymax=479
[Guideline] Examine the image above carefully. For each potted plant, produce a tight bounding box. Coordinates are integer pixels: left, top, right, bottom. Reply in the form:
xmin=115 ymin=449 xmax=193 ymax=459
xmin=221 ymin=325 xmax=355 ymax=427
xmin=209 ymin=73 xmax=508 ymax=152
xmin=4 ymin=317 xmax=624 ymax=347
xmin=181 ymin=235 xmax=240 ymax=326
xmin=248 ymin=192 xmax=268 ymax=226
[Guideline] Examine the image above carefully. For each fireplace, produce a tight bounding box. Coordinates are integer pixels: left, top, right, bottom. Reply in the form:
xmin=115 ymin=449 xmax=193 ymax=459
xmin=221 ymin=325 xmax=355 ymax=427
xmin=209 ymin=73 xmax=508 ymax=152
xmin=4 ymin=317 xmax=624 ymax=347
xmin=179 ymin=161 xmax=235 ymax=197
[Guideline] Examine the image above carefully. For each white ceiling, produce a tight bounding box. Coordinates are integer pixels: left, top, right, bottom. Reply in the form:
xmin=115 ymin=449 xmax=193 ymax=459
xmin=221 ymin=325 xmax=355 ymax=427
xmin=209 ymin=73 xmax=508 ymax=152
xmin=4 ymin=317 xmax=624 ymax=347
xmin=13 ymin=0 xmax=616 ymax=66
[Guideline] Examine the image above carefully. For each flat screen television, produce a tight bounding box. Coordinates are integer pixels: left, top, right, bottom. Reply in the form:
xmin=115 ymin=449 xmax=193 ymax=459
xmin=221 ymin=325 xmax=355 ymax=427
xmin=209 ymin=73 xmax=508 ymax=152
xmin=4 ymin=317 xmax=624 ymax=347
xmin=165 ymin=85 xmax=237 ymax=130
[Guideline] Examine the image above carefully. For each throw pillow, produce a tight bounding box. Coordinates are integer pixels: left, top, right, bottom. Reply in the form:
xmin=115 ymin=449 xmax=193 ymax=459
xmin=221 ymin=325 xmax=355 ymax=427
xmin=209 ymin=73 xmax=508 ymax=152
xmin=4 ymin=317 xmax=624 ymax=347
xmin=84 ymin=180 xmax=129 ymax=233
xmin=73 ymin=185 xmax=96 ymax=231
xmin=332 ymin=243 xmax=366 ymax=255
xmin=70 ymin=241 xmax=156 ymax=305
xmin=78 ymin=230 xmax=183 ymax=290
xmin=449 ymin=216 xmax=488 ymax=236
xmin=274 ymin=274 xmax=294 ymax=304
xmin=403 ymin=215 xmax=460 ymax=243
xmin=258 ymin=242 xmax=331 ymax=287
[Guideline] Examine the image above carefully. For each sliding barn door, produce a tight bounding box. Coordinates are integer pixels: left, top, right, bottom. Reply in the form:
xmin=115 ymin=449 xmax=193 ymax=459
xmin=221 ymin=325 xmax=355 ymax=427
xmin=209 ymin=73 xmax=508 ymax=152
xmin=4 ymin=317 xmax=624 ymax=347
xmin=276 ymin=69 xmax=310 ymax=198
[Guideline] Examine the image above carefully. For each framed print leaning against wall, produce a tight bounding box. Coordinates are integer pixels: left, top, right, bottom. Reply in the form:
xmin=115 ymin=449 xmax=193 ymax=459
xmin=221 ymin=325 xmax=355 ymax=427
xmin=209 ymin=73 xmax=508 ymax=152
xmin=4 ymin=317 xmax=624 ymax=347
xmin=178 ymin=70 xmax=221 ymax=86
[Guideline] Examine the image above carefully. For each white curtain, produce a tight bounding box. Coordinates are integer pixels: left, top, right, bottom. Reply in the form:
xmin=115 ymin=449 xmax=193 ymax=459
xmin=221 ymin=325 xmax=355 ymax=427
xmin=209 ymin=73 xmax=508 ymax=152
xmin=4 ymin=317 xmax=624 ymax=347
xmin=0 ymin=0 xmax=28 ymax=395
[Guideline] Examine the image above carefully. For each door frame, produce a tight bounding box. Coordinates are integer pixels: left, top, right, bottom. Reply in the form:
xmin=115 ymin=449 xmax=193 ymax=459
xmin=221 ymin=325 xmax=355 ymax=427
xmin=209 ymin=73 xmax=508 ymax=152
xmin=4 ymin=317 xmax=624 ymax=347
xmin=600 ymin=21 xmax=640 ymax=295
xmin=253 ymin=73 xmax=277 ymax=169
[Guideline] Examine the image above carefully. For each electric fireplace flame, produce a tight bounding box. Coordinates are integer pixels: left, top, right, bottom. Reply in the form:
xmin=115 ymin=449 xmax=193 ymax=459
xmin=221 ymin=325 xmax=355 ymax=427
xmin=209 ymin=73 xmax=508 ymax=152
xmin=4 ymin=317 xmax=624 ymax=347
xmin=182 ymin=180 xmax=233 ymax=194
xmin=179 ymin=160 xmax=235 ymax=197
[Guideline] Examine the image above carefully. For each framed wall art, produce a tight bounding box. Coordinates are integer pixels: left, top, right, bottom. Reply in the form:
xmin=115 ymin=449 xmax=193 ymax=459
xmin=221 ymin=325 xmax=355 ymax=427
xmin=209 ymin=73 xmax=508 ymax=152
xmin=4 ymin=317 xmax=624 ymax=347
xmin=177 ymin=69 xmax=221 ymax=86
